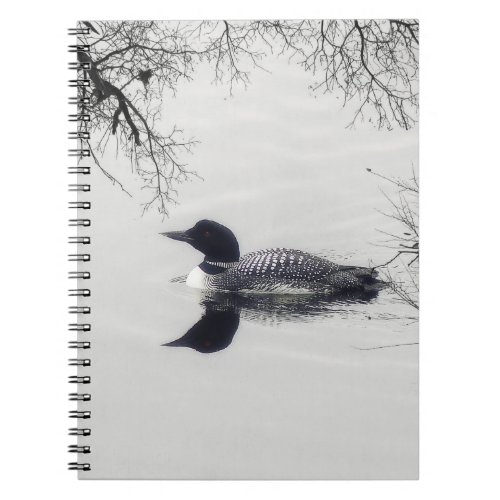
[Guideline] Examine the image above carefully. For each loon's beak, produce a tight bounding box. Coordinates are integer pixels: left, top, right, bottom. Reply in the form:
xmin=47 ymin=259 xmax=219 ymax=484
xmin=162 ymin=338 xmax=187 ymax=347
xmin=160 ymin=230 xmax=194 ymax=243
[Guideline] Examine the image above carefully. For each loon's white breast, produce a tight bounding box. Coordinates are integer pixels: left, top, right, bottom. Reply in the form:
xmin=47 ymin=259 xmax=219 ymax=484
xmin=186 ymin=266 xmax=209 ymax=289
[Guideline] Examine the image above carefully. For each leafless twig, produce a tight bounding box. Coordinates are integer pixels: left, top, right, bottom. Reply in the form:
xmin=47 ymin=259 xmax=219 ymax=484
xmin=369 ymin=167 xmax=419 ymax=309
xmin=77 ymin=20 xmax=418 ymax=215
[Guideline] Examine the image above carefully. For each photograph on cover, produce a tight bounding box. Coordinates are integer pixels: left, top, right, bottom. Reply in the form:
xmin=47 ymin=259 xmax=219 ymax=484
xmin=74 ymin=19 xmax=419 ymax=479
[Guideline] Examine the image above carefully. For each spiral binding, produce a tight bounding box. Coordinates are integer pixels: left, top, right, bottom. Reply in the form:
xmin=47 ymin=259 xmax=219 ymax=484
xmin=68 ymin=24 xmax=92 ymax=473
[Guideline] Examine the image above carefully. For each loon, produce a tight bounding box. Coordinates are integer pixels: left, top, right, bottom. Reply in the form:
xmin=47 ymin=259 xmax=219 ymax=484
xmin=161 ymin=219 xmax=380 ymax=294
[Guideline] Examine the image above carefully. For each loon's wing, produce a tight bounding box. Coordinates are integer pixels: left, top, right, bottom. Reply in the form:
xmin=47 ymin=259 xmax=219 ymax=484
xmin=210 ymin=249 xmax=379 ymax=292
xmin=237 ymin=248 xmax=339 ymax=281
xmin=203 ymin=249 xmax=336 ymax=292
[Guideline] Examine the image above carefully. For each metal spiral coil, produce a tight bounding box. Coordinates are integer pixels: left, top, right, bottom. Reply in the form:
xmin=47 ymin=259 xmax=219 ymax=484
xmin=68 ymin=341 xmax=91 ymax=349
xmin=68 ymin=96 xmax=90 ymax=105
xmin=69 ymin=201 xmax=91 ymax=209
xmin=68 ymin=271 xmax=91 ymax=279
xmin=68 ymin=27 xmax=91 ymax=36
xmin=69 ymin=24 xmax=92 ymax=473
xmin=69 ymin=79 xmax=91 ymax=88
xmin=68 ymin=289 xmax=91 ymax=297
xmin=69 ymin=393 xmax=92 ymax=401
xmin=69 ymin=376 xmax=91 ymax=384
xmin=68 ymin=358 xmax=92 ymax=366
xmin=68 ymin=185 xmax=91 ymax=192
xmin=68 ymin=166 xmax=91 ymax=175
xmin=68 ymin=131 xmax=91 ymax=140
xmin=68 ymin=254 xmax=90 ymax=262
xmin=68 ymin=306 xmax=91 ymax=314
xmin=68 ymin=44 xmax=90 ymax=53
xmin=69 ymin=62 xmax=91 ymax=71
xmin=68 ymin=463 xmax=91 ymax=471
xmin=69 ymin=236 xmax=91 ymax=244
xmin=69 ymin=411 xmax=91 ymax=419
xmin=68 ymin=323 xmax=91 ymax=332
xmin=69 ymin=445 xmax=91 ymax=454
xmin=68 ymin=113 xmax=91 ymax=122
xmin=68 ymin=219 xmax=91 ymax=227
xmin=69 ymin=428 xmax=91 ymax=436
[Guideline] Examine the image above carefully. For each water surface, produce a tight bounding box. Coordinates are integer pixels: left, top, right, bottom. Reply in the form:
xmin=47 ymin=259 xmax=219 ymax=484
xmin=81 ymin=54 xmax=418 ymax=479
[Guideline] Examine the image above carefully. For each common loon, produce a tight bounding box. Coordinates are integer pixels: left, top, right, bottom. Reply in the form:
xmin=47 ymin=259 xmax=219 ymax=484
xmin=162 ymin=220 xmax=380 ymax=294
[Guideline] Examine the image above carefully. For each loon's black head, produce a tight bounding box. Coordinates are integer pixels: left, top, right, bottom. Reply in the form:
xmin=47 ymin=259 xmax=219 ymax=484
xmin=161 ymin=220 xmax=240 ymax=262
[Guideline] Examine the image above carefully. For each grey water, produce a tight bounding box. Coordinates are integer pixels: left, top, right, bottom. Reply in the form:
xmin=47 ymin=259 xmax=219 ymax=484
xmin=80 ymin=55 xmax=418 ymax=479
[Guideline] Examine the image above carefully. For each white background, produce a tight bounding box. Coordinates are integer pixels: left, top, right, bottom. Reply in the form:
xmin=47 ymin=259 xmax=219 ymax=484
xmin=1 ymin=0 xmax=499 ymax=498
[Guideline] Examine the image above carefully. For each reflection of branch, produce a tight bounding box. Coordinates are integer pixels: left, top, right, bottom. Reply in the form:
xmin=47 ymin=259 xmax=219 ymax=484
xmin=354 ymin=342 xmax=418 ymax=350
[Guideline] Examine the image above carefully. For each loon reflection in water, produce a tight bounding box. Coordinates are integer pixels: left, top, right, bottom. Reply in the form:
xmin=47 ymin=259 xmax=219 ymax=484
xmin=163 ymin=288 xmax=380 ymax=354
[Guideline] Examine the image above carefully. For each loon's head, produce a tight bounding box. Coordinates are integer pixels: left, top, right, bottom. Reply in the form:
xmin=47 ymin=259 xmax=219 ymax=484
xmin=161 ymin=220 xmax=240 ymax=263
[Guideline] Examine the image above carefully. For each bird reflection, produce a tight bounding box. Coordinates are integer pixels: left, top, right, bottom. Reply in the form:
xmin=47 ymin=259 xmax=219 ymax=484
xmin=163 ymin=288 xmax=380 ymax=354
xmin=163 ymin=305 xmax=240 ymax=353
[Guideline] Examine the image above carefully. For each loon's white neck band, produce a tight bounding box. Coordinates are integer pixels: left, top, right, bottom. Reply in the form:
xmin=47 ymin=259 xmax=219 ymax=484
xmin=205 ymin=260 xmax=239 ymax=269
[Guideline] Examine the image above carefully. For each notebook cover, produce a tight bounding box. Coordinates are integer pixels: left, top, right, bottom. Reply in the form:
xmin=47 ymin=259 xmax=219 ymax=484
xmin=70 ymin=19 xmax=419 ymax=479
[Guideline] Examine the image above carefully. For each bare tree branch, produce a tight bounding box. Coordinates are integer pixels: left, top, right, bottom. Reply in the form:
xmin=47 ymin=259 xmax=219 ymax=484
xmin=77 ymin=20 xmax=418 ymax=215
xmin=369 ymin=167 xmax=419 ymax=309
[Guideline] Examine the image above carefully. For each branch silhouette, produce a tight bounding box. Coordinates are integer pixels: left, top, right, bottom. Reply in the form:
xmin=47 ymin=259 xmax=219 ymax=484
xmin=369 ymin=167 xmax=419 ymax=309
xmin=77 ymin=20 xmax=419 ymax=215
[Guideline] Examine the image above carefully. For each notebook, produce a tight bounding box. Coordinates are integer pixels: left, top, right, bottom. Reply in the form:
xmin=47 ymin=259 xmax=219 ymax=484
xmin=68 ymin=19 xmax=419 ymax=479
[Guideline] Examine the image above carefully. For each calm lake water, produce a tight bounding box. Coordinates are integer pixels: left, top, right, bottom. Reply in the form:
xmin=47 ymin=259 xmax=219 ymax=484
xmin=79 ymin=54 xmax=418 ymax=479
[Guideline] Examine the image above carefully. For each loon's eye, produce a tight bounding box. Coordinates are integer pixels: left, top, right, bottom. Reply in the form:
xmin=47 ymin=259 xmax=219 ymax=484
xmin=203 ymin=230 xmax=211 ymax=238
